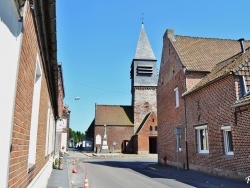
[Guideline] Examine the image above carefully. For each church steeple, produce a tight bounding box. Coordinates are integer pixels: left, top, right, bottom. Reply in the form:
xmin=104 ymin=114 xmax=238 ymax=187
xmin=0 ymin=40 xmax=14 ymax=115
xmin=130 ymin=24 xmax=158 ymax=133
xmin=134 ymin=24 xmax=156 ymax=60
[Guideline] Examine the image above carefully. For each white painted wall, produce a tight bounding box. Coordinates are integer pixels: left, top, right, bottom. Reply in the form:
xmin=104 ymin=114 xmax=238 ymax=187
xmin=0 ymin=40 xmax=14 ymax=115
xmin=0 ymin=0 xmax=24 ymax=187
xmin=61 ymin=132 xmax=68 ymax=149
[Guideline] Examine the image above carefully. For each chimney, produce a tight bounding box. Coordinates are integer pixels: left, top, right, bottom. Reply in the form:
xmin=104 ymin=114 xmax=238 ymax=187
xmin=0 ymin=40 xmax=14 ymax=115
xmin=238 ymin=38 xmax=245 ymax=53
xmin=165 ymin=29 xmax=175 ymax=42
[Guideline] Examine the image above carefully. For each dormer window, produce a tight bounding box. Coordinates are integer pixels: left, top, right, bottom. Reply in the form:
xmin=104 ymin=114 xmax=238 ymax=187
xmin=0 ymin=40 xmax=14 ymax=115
xmin=239 ymin=76 xmax=248 ymax=99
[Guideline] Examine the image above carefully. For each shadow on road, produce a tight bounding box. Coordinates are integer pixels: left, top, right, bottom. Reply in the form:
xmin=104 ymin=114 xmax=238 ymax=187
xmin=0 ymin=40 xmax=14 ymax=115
xmin=82 ymin=159 xmax=249 ymax=188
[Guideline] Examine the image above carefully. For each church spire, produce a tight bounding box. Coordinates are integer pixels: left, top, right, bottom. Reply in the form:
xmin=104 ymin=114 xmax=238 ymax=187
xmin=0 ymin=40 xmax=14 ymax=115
xmin=134 ymin=24 xmax=156 ymax=60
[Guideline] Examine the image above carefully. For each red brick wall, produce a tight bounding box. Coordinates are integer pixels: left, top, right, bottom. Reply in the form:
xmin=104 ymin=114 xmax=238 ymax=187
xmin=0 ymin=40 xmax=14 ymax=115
xmin=233 ymin=104 xmax=250 ymax=174
xmin=186 ymin=71 xmax=208 ymax=90
xmin=8 ymin=3 xmax=53 ymax=188
xmin=94 ymin=125 xmax=134 ymax=152
xmin=186 ymin=75 xmax=250 ymax=179
xmin=137 ymin=112 xmax=157 ymax=154
xmin=57 ymin=67 xmax=64 ymax=118
xmin=157 ymin=35 xmax=188 ymax=168
xmin=133 ymin=87 xmax=157 ymax=133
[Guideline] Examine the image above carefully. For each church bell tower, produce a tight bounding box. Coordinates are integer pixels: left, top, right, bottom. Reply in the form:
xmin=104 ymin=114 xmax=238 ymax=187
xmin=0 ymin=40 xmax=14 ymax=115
xmin=130 ymin=24 xmax=157 ymax=133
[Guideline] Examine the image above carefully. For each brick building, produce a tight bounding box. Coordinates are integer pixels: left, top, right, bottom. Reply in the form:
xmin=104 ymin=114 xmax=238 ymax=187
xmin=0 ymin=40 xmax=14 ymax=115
xmin=56 ymin=63 xmax=70 ymax=153
xmin=0 ymin=1 xmax=60 ymax=187
xmin=157 ymin=29 xmax=250 ymax=180
xmin=87 ymin=24 xmax=158 ymax=154
xmin=183 ymin=47 xmax=250 ymax=180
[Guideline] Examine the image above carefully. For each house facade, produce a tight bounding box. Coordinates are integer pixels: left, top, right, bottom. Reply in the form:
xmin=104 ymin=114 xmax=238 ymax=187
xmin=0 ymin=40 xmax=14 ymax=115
xmin=0 ymin=1 xmax=59 ymax=187
xmin=157 ymin=29 xmax=250 ymax=180
xmin=56 ymin=63 xmax=70 ymax=153
xmin=0 ymin=0 xmax=24 ymax=187
xmin=88 ymin=24 xmax=158 ymax=154
xmin=184 ymin=48 xmax=250 ymax=179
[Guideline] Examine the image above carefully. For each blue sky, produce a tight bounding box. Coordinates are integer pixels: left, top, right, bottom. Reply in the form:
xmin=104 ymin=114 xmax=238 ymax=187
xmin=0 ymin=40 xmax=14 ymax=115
xmin=56 ymin=0 xmax=250 ymax=133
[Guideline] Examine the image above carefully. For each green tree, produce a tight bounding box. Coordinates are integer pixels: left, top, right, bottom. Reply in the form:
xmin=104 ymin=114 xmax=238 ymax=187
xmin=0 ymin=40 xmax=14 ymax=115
xmin=69 ymin=128 xmax=85 ymax=145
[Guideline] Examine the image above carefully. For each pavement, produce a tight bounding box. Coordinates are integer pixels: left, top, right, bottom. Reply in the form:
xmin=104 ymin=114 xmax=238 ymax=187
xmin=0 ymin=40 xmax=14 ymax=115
xmin=47 ymin=151 xmax=250 ymax=188
xmin=46 ymin=158 xmax=71 ymax=188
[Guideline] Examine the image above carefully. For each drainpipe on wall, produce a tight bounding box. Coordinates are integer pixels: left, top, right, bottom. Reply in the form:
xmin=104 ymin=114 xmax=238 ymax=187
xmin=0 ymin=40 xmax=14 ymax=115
xmin=183 ymin=68 xmax=189 ymax=170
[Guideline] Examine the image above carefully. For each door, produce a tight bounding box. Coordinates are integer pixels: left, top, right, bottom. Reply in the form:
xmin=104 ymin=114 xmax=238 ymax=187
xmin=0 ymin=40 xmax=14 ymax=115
xmin=149 ymin=137 xmax=157 ymax=154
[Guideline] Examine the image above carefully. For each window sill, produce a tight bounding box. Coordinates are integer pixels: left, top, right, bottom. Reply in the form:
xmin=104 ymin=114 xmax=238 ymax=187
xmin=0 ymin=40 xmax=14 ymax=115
xmin=28 ymin=163 xmax=35 ymax=173
xmin=223 ymin=154 xmax=234 ymax=158
xmin=197 ymin=152 xmax=209 ymax=156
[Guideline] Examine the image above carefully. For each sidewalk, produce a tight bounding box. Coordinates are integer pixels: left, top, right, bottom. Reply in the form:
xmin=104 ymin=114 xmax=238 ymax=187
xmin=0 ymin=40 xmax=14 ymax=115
xmin=148 ymin=164 xmax=250 ymax=188
xmin=46 ymin=160 xmax=71 ymax=188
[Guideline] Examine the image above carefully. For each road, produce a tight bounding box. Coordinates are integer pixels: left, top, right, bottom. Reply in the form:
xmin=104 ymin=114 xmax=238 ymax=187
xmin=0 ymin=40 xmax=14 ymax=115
xmin=85 ymin=157 xmax=175 ymax=188
xmin=66 ymin=151 xmax=249 ymax=188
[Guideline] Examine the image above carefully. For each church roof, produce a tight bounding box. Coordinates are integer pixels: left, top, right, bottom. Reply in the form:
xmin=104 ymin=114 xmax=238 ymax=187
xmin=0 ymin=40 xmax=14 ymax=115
xmin=95 ymin=105 xmax=134 ymax=126
xmin=134 ymin=24 xmax=156 ymax=60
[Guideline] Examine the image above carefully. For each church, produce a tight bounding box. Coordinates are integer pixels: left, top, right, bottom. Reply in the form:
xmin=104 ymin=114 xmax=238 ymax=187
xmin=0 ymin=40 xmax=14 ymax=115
xmin=86 ymin=24 xmax=158 ymax=154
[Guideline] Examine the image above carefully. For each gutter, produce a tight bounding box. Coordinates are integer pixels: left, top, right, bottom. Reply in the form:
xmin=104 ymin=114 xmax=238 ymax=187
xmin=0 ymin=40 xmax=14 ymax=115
xmin=183 ymin=68 xmax=189 ymax=170
xmin=231 ymin=100 xmax=250 ymax=108
xmin=32 ymin=0 xmax=58 ymax=118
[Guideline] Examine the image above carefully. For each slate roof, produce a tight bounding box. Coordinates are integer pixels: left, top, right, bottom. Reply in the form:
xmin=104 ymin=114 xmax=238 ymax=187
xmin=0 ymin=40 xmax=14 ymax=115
xmin=95 ymin=105 xmax=134 ymax=126
xmin=183 ymin=47 xmax=250 ymax=96
xmin=171 ymin=35 xmax=250 ymax=71
xmin=134 ymin=24 xmax=156 ymax=60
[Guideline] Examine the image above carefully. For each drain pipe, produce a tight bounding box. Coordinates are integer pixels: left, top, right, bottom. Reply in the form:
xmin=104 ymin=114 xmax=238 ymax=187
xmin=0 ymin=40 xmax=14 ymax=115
xmin=183 ymin=68 xmax=189 ymax=170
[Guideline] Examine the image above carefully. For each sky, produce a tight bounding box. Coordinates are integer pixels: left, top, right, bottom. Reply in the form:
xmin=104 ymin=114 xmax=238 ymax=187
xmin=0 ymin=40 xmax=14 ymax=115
xmin=56 ymin=0 xmax=250 ymax=133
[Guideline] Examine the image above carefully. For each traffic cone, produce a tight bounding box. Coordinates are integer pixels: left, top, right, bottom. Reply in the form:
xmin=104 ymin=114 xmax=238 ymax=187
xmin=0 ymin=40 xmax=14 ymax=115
xmin=84 ymin=175 xmax=89 ymax=188
xmin=72 ymin=168 xmax=77 ymax=173
xmin=72 ymin=159 xmax=77 ymax=173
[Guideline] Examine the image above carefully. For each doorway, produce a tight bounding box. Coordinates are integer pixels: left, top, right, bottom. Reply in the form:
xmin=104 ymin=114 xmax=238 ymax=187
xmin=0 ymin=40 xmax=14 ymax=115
xmin=149 ymin=137 xmax=157 ymax=154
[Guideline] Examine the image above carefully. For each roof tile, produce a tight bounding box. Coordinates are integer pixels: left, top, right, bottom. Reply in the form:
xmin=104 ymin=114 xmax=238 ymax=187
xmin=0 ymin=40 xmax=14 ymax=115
xmin=95 ymin=105 xmax=134 ymax=126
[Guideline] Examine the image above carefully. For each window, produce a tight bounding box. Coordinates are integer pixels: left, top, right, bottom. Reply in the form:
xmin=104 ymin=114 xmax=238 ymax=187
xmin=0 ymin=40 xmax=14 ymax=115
xmin=174 ymin=87 xmax=179 ymax=107
xmin=177 ymin=135 xmax=181 ymax=152
xmin=155 ymin=126 xmax=158 ymax=131
xmin=221 ymin=126 xmax=234 ymax=155
xmin=195 ymin=125 xmax=209 ymax=154
xmin=137 ymin=65 xmax=153 ymax=76
xmin=45 ymin=102 xmax=55 ymax=156
xmin=28 ymin=56 xmax=42 ymax=171
xmin=144 ymin=102 xmax=149 ymax=108
xmin=239 ymin=76 xmax=248 ymax=99
xmin=150 ymin=126 xmax=153 ymax=131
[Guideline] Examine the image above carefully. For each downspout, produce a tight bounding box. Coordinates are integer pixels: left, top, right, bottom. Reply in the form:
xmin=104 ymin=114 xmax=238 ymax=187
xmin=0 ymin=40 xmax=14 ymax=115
xmin=183 ymin=68 xmax=189 ymax=170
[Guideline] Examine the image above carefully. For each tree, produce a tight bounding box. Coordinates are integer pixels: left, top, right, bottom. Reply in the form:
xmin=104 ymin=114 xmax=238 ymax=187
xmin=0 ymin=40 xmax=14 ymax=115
xmin=69 ymin=128 xmax=85 ymax=145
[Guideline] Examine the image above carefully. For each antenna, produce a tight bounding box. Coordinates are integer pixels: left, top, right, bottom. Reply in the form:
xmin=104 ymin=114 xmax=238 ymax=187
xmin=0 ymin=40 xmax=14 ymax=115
xmin=141 ymin=12 xmax=144 ymax=24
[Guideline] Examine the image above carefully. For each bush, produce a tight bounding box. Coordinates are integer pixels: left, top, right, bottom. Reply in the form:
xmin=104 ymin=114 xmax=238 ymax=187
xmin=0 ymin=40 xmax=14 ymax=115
xmin=53 ymin=158 xmax=59 ymax=169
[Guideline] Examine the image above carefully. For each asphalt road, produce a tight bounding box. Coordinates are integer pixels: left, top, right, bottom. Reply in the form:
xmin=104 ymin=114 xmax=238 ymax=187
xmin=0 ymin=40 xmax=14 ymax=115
xmin=66 ymin=151 xmax=249 ymax=188
xmin=85 ymin=158 xmax=173 ymax=188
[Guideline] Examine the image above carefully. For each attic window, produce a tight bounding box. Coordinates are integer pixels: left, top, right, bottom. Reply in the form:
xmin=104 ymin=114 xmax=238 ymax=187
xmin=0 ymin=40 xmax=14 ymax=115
xmin=137 ymin=65 xmax=153 ymax=75
xmin=239 ymin=76 xmax=248 ymax=99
